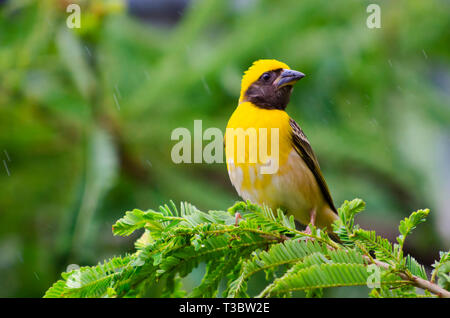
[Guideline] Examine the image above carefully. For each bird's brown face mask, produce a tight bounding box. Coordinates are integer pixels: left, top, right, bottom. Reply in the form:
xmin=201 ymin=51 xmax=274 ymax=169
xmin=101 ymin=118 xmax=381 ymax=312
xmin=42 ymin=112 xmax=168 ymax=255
xmin=243 ymin=68 xmax=305 ymax=110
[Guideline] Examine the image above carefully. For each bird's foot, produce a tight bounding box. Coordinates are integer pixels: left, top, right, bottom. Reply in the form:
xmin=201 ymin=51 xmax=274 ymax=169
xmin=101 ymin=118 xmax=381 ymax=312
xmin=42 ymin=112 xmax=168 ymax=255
xmin=300 ymin=209 xmax=316 ymax=242
xmin=234 ymin=212 xmax=242 ymax=226
xmin=300 ymin=225 xmax=315 ymax=242
xmin=304 ymin=225 xmax=312 ymax=235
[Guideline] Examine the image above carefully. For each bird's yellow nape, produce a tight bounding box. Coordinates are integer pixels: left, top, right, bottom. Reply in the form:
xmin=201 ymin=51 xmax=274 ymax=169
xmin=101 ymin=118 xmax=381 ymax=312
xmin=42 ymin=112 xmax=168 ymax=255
xmin=239 ymin=59 xmax=290 ymax=102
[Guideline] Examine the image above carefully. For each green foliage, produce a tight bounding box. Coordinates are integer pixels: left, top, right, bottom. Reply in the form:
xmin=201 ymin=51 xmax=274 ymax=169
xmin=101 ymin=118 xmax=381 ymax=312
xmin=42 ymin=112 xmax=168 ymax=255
xmin=432 ymin=252 xmax=450 ymax=291
xmin=44 ymin=255 xmax=136 ymax=298
xmin=45 ymin=199 xmax=449 ymax=298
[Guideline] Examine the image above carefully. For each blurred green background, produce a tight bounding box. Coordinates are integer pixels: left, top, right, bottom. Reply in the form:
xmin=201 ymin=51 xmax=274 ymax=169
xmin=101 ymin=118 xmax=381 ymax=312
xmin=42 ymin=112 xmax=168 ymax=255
xmin=0 ymin=0 xmax=449 ymax=297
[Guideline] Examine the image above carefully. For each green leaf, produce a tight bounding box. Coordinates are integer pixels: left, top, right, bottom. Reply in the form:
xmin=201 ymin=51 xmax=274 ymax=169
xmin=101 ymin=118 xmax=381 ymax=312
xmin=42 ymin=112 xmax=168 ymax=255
xmin=406 ymin=255 xmax=427 ymax=280
xmin=112 ymin=208 xmax=181 ymax=237
xmin=353 ymin=229 xmax=394 ymax=263
xmin=337 ymin=198 xmax=365 ymax=229
xmin=44 ymin=255 xmax=135 ymax=298
xmin=268 ymin=263 xmax=371 ymax=296
xmin=432 ymin=251 xmax=450 ymax=290
xmin=398 ymin=209 xmax=430 ymax=246
xmin=228 ymin=240 xmax=325 ymax=297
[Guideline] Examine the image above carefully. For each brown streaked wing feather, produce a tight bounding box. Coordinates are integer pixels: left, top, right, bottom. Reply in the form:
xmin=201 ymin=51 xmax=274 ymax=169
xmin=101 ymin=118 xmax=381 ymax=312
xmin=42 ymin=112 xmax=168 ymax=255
xmin=289 ymin=118 xmax=337 ymax=213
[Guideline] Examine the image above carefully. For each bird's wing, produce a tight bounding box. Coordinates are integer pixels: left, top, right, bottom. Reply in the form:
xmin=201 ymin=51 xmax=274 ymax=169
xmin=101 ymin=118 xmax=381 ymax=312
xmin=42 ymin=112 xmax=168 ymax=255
xmin=289 ymin=118 xmax=337 ymax=214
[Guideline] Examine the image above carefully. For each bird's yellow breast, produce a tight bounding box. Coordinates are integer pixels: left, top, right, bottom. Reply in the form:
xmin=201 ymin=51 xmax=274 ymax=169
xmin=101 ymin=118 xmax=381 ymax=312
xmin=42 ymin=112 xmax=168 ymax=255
xmin=225 ymin=102 xmax=293 ymax=198
xmin=225 ymin=101 xmax=292 ymax=162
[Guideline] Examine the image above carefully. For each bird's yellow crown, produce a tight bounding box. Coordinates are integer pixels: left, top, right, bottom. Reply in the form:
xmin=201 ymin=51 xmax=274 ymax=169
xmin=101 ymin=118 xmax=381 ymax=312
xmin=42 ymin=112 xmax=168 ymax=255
xmin=239 ymin=59 xmax=290 ymax=102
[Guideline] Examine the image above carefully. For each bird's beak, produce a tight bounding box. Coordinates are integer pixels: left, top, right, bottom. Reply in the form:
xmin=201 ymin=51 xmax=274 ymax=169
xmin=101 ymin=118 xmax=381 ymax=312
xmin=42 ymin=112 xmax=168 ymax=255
xmin=274 ymin=69 xmax=305 ymax=89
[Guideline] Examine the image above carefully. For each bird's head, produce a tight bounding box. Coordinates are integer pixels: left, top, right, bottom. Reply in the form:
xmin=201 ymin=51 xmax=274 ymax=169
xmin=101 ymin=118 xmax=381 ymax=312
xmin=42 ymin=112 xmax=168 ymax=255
xmin=239 ymin=59 xmax=305 ymax=110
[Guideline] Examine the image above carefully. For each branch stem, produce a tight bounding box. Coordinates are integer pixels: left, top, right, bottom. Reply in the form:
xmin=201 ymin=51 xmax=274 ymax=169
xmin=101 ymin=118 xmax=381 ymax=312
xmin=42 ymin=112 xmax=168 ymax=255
xmin=369 ymin=258 xmax=450 ymax=298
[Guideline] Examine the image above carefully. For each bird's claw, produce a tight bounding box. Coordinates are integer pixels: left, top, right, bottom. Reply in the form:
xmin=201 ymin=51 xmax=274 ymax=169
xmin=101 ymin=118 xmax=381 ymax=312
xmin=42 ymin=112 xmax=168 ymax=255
xmin=234 ymin=212 xmax=242 ymax=226
xmin=304 ymin=225 xmax=312 ymax=235
xmin=299 ymin=225 xmax=314 ymax=242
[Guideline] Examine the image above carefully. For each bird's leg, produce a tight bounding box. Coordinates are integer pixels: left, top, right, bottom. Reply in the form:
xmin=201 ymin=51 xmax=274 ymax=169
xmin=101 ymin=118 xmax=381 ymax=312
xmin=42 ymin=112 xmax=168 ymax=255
xmin=304 ymin=209 xmax=316 ymax=235
xmin=234 ymin=212 xmax=242 ymax=226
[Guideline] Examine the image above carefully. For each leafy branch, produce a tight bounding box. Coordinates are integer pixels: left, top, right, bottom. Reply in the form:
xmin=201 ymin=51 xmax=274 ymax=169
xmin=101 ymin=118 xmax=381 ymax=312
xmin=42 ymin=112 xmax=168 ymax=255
xmin=45 ymin=199 xmax=450 ymax=298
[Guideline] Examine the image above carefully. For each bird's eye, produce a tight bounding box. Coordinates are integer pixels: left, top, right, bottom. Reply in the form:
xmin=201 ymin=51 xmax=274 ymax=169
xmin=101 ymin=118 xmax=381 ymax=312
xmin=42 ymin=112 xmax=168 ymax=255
xmin=261 ymin=72 xmax=271 ymax=81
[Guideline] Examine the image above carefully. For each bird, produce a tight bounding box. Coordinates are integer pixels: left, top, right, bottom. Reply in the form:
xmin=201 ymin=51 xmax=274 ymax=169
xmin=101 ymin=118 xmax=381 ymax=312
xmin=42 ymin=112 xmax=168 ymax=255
xmin=225 ymin=59 xmax=338 ymax=233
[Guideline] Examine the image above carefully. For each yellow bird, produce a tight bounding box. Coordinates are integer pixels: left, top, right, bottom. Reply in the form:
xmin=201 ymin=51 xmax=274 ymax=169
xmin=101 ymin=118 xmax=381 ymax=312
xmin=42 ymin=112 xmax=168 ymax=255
xmin=225 ymin=59 xmax=337 ymax=232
